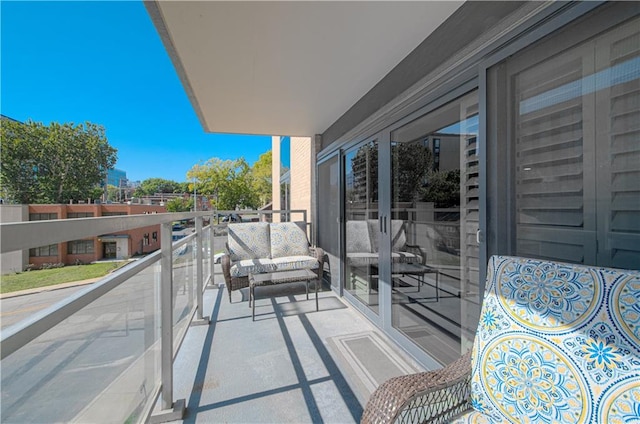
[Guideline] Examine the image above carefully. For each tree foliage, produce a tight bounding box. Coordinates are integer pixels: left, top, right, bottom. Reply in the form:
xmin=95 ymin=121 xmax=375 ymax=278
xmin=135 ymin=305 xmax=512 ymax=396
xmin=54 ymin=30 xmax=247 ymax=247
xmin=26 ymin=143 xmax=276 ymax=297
xmin=187 ymin=158 xmax=259 ymax=210
xmin=0 ymin=119 xmax=117 ymax=204
xmin=251 ymin=150 xmax=272 ymax=206
xmin=165 ymin=197 xmax=193 ymax=212
xmin=421 ymin=169 xmax=460 ymax=208
xmin=134 ymin=178 xmax=182 ymax=196
xmin=392 ymin=142 xmax=432 ymax=203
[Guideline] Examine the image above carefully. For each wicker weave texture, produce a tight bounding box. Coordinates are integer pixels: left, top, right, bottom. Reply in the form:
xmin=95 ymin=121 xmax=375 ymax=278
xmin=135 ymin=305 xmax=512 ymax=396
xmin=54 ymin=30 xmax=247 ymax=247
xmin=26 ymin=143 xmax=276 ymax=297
xmin=361 ymin=351 xmax=472 ymax=424
xmin=221 ymin=246 xmax=324 ymax=302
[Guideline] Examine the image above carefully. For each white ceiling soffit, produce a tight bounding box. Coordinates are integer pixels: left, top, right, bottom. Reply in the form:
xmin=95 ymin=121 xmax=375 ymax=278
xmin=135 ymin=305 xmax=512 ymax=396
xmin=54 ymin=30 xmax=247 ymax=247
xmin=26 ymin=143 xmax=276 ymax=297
xmin=152 ymin=1 xmax=463 ymax=137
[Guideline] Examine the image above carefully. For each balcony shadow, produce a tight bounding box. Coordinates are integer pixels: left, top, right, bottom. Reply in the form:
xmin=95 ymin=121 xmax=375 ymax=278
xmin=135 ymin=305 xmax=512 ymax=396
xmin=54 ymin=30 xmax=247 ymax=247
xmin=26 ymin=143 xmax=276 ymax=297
xmin=182 ymin=284 xmax=363 ymax=423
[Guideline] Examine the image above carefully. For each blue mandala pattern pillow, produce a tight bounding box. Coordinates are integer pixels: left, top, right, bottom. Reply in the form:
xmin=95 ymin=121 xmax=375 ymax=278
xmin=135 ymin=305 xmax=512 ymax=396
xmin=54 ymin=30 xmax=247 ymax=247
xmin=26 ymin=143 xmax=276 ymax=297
xmin=470 ymin=256 xmax=640 ymax=423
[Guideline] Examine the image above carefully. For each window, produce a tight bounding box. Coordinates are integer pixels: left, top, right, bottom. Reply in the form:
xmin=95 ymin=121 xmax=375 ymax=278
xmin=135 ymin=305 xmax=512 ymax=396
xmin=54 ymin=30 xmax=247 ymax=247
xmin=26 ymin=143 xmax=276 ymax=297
xmin=29 ymin=244 xmax=58 ymax=257
xmin=102 ymin=211 xmax=127 ymax=216
xmin=30 ymin=213 xmax=57 ymax=221
xmin=152 ymin=231 xmax=158 ymax=242
xmin=67 ymin=212 xmax=94 ymax=219
xmin=67 ymin=240 xmax=94 ymax=254
xmin=493 ymin=16 xmax=639 ymax=269
xmin=143 ymin=233 xmax=150 ymax=246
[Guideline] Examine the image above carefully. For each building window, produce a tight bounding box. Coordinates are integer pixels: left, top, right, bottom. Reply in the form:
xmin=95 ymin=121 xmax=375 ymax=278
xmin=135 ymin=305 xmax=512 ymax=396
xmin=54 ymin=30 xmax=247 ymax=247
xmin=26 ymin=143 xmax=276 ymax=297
xmin=67 ymin=240 xmax=94 ymax=254
xmin=152 ymin=231 xmax=158 ymax=242
xmin=67 ymin=212 xmax=94 ymax=219
xmin=492 ymin=15 xmax=639 ymax=270
xmin=30 ymin=213 xmax=57 ymax=221
xmin=29 ymin=244 xmax=58 ymax=257
xmin=102 ymin=211 xmax=127 ymax=216
xmin=143 ymin=233 xmax=150 ymax=246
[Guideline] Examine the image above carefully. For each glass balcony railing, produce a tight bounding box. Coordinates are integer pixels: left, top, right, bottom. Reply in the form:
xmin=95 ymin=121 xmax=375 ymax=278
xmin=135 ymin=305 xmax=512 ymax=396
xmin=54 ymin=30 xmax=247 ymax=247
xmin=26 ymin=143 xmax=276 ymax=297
xmin=0 ymin=209 xmax=309 ymax=423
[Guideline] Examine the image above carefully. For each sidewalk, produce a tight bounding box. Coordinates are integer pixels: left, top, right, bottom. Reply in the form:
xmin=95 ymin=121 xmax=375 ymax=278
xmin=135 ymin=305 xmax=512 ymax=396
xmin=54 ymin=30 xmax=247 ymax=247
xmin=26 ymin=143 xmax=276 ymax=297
xmin=0 ymin=277 xmax=102 ymax=299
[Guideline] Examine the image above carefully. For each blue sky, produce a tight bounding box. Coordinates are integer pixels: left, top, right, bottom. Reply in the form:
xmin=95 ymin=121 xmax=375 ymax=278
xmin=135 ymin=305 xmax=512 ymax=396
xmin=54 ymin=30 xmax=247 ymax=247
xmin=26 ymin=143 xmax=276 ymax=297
xmin=1 ymin=1 xmax=272 ymax=183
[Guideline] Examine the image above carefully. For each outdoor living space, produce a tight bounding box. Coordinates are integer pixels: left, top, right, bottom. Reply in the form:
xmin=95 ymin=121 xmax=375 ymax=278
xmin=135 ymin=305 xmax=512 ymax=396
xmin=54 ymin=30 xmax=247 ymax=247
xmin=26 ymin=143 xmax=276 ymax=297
xmin=165 ymin=277 xmax=425 ymax=423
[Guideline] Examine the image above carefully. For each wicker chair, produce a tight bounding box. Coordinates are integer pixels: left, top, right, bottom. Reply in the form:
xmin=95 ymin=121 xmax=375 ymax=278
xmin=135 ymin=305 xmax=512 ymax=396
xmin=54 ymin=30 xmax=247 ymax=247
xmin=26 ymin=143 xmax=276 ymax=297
xmin=362 ymin=255 xmax=640 ymax=423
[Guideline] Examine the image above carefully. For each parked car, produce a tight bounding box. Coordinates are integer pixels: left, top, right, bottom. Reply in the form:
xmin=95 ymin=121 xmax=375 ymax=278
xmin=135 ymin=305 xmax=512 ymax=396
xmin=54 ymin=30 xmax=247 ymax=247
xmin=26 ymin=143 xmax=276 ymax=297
xmin=221 ymin=213 xmax=242 ymax=223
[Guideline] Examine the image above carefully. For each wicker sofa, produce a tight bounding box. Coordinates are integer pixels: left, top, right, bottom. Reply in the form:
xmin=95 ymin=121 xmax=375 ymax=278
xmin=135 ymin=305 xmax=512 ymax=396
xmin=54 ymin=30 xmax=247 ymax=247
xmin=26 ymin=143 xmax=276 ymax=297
xmin=346 ymin=219 xmax=426 ymax=267
xmin=361 ymin=255 xmax=640 ymax=423
xmin=220 ymin=222 xmax=324 ymax=302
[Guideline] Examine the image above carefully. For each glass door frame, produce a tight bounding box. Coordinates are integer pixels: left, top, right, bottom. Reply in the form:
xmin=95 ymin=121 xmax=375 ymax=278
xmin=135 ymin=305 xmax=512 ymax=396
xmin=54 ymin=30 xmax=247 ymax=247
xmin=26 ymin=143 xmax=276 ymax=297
xmin=340 ymin=133 xmax=386 ymax=327
xmin=330 ymin=79 xmax=486 ymax=368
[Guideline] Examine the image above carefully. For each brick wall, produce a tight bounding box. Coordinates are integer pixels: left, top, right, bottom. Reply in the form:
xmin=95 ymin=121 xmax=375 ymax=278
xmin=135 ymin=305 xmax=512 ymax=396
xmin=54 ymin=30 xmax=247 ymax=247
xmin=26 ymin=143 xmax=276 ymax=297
xmin=27 ymin=204 xmax=166 ymax=268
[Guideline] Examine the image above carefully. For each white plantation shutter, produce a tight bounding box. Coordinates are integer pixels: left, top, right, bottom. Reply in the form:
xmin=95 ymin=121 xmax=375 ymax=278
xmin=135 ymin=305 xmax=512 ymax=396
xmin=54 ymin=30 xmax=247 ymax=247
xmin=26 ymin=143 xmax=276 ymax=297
xmin=510 ymin=16 xmax=639 ymax=269
xmin=595 ymin=19 xmax=640 ymax=269
xmin=459 ymin=101 xmax=480 ymax=351
xmin=513 ymin=45 xmax=597 ymax=264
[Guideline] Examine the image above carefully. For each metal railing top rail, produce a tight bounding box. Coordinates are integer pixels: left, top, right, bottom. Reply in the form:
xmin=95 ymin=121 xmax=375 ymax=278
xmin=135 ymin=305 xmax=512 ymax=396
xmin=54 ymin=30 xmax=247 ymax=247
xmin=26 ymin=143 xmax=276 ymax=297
xmin=0 ymin=211 xmax=213 ymax=254
xmin=0 ymin=210 xmax=309 ymax=254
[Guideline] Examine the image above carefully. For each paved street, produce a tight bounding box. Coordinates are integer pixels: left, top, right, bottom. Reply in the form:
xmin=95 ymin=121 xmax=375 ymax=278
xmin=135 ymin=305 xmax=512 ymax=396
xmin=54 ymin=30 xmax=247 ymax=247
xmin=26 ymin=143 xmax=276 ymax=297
xmin=0 ymin=241 xmax=204 ymax=423
xmin=1 ymin=285 xmax=88 ymax=329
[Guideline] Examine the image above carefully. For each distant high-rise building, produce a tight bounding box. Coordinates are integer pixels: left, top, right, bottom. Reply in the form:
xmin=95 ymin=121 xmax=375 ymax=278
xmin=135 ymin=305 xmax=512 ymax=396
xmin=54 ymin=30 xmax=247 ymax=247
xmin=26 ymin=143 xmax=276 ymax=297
xmin=106 ymin=168 xmax=127 ymax=187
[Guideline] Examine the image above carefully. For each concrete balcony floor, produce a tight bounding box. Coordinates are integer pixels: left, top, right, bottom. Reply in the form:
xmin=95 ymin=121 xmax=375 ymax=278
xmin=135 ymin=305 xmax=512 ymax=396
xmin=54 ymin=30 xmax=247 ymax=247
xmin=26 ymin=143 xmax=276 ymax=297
xmin=166 ymin=279 xmax=425 ymax=423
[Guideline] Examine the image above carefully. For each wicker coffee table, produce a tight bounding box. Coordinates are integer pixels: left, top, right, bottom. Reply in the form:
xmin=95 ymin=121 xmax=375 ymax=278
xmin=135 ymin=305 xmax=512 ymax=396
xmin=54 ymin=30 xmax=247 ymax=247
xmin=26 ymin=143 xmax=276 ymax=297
xmin=248 ymin=269 xmax=319 ymax=321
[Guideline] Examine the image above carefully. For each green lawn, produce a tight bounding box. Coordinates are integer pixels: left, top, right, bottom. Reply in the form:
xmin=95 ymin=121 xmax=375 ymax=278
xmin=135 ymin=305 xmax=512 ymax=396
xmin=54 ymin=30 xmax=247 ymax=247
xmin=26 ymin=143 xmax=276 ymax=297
xmin=0 ymin=262 xmax=125 ymax=294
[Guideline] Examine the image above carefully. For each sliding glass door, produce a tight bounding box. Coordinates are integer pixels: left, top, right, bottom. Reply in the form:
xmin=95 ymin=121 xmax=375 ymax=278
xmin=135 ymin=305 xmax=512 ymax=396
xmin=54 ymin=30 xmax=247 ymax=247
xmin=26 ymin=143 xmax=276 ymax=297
xmin=388 ymin=91 xmax=480 ymax=364
xmin=344 ymin=140 xmax=380 ymax=314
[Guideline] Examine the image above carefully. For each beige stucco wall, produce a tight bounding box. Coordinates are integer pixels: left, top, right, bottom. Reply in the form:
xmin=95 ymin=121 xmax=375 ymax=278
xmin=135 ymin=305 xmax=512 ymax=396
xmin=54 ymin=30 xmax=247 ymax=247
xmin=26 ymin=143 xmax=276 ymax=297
xmin=271 ymin=136 xmax=281 ymax=222
xmin=290 ymin=137 xmax=312 ymax=226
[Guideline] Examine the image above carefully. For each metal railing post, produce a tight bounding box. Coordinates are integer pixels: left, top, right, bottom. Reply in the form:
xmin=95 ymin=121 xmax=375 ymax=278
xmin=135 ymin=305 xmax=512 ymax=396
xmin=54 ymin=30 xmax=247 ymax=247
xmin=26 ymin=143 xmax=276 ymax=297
xmin=208 ymin=213 xmax=216 ymax=288
xmin=150 ymin=222 xmax=185 ymax=423
xmin=192 ymin=216 xmax=209 ymax=325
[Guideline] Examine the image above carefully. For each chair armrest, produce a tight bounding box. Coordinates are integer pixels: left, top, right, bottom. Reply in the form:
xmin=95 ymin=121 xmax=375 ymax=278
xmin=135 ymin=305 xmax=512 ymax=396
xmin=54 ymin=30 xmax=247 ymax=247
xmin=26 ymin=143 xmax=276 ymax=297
xmin=310 ymin=247 xmax=325 ymax=276
xmin=221 ymin=253 xmax=232 ymax=285
xmin=361 ymin=351 xmax=472 ymax=424
xmin=405 ymin=244 xmax=427 ymax=265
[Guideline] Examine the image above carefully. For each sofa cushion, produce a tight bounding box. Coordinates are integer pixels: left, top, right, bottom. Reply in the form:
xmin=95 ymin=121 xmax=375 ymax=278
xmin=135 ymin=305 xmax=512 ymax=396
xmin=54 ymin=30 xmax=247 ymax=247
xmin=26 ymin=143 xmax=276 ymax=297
xmin=227 ymin=222 xmax=271 ymax=261
xmin=367 ymin=219 xmax=407 ymax=253
xmin=391 ymin=251 xmax=421 ymax=263
xmin=346 ymin=252 xmax=379 ymax=267
xmin=470 ymin=256 xmax=640 ymax=423
xmin=390 ymin=219 xmax=407 ymax=252
xmin=270 ymin=222 xmax=310 ymax=258
xmin=271 ymin=255 xmax=319 ymax=272
xmin=346 ymin=220 xmax=372 ymax=253
xmin=229 ymin=258 xmax=276 ymax=277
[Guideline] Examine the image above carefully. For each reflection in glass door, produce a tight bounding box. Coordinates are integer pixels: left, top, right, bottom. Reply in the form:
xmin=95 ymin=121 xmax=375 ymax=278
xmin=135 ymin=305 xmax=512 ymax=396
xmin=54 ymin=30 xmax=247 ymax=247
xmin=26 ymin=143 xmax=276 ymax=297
xmin=389 ymin=91 xmax=480 ymax=365
xmin=344 ymin=141 xmax=379 ymax=313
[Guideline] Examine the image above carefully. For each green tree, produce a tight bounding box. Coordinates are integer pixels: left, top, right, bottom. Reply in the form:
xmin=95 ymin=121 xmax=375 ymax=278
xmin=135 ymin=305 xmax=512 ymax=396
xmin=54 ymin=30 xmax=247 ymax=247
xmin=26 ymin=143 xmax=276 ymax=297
xmin=106 ymin=184 xmax=119 ymax=202
xmin=165 ymin=197 xmax=193 ymax=212
xmin=251 ymin=150 xmax=272 ymax=206
xmin=0 ymin=119 xmax=117 ymax=204
xmin=421 ymin=169 xmax=460 ymax=208
xmin=187 ymin=157 xmax=259 ymax=210
xmin=134 ymin=178 xmax=182 ymax=196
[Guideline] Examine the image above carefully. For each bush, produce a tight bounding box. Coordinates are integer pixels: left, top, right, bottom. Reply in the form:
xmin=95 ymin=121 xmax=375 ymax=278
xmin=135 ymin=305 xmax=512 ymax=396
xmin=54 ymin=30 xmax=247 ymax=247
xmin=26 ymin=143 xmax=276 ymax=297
xmin=39 ymin=262 xmax=65 ymax=270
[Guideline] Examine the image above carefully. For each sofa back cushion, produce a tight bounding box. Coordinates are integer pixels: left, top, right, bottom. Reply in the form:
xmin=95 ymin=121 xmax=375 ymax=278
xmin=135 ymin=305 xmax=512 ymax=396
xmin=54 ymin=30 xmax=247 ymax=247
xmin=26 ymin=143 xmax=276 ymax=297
xmin=471 ymin=256 xmax=640 ymax=423
xmin=346 ymin=220 xmax=372 ymax=254
xmin=390 ymin=219 xmax=407 ymax=252
xmin=270 ymin=222 xmax=310 ymax=258
xmin=366 ymin=219 xmax=406 ymax=253
xmin=227 ymin=222 xmax=271 ymax=261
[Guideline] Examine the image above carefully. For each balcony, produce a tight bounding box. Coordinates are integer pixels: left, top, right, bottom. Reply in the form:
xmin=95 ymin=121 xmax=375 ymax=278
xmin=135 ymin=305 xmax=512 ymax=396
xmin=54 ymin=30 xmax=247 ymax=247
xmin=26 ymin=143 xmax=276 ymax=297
xmin=0 ymin=211 xmax=424 ymax=423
